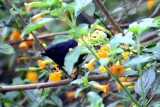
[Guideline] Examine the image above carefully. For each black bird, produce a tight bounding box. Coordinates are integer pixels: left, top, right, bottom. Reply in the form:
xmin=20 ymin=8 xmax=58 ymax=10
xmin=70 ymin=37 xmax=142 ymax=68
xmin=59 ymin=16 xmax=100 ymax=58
xmin=41 ymin=39 xmax=86 ymax=67
xmin=77 ymin=11 xmax=95 ymax=25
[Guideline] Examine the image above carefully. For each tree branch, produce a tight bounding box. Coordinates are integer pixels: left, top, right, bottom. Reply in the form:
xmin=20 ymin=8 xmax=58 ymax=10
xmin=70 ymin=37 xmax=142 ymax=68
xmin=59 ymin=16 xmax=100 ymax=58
xmin=95 ymin=0 xmax=124 ymax=36
xmin=0 ymin=74 xmax=108 ymax=92
xmin=149 ymin=3 xmax=160 ymax=18
xmin=6 ymin=0 xmax=71 ymax=78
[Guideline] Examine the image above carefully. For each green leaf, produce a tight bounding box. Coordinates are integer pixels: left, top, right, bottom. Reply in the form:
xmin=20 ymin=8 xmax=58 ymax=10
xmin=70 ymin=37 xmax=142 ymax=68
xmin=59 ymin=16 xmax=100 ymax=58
xmin=110 ymin=31 xmax=135 ymax=51
xmin=64 ymin=5 xmax=75 ymax=15
xmin=47 ymin=0 xmax=59 ymax=6
xmin=50 ymin=95 xmax=62 ymax=107
xmin=116 ymin=48 xmax=124 ymax=53
xmin=138 ymin=19 xmax=152 ymax=34
xmin=151 ymin=75 xmax=160 ymax=95
xmin=51 ymin=35 xmax=72 ymax=45
xmin=99 ymin=58 xmax=110 ymax=66
xmin=64 ymin=45 xmax=83 ymax=74
xmin=120 ymin=70 xmax=137 ymax=76
xmin=36 ymin=96 xmax=46 ymax=103
xmin=85 ymin=2 xmax=95 ymax=16
xmin=26 ymin=2 xmax=50 ymax=8
xmin=74 ymin=86 xmax=89 ymax=98
xmin=145 ymin=42 xmax=160 ymax=60
xmin=2 ymin=99 xmax=21 ymax=106
xmin=71 ymin=0 xmax=93 ymax=17
xmin=107 ymin=101 xmax=121 ymax=107
xmin=129 ymin=22 xmax=139 ymax=35
xmin=110 ymin=33 xmax=121 ymax=50
xmin=0 ymin=27 xmax=8 ymax=41
xmin=25 ymin=90 xmax=37 ymax=101
xmin=81 ymin=48 xmax=91 ymax=54
xmin=121 ymin=30 xmax=135 ymax=45
xmin=155 ymin=16 xmax=160 ymax=22
xmin=76 ymin=24 xmax=89 ymax=36
xmin=21 ymin=18 xmax=54 ymax=37
xmin=83 ymin=72 xmax=90 ymax=83
xmin=70 ymin=78 xmax=82 ymax=85
xmin=123 ymin=54 xmax=154 ymax=67
xmin=71 ymin=72 xmax=90 ymax=85
xmin=45 ymin=100 xmax=56 ymax=105
xmin=149 ymin=100 xmax=160 ymax=107
xmin=87 ymin=91 xmax=104 ymax=107
xmin=4 ymin=91 xmax=19 ymax=100
xmin=51 ymin=9 xmax=60 ymax=17
xmin=135 ymin=68 xmax=156 ymax=96
xmin=0 ymin=42 xmax=15 ymax=54
xmin=129 ymin=18 xmax=159 ymax=35
xmin=0 ymin=102 xmax=1 ymax=107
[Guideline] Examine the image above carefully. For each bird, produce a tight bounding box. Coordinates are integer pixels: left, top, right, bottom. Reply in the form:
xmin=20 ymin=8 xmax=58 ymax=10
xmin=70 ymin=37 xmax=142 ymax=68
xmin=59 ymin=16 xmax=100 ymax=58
xmin=77 ymin=11 xmax=95 ymax=25
xmin=41 ymin=39 xmax=86 ymax=67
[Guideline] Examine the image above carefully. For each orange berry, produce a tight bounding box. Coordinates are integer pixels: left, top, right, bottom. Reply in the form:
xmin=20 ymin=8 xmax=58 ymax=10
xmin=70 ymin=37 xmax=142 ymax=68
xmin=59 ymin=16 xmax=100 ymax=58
xmin=10 ymin=29 xmax=22 ymax=41
xmin=19 ymin=42 xmax=29 ymax=50
xmin=26 ymin=33 xmax=34 ymax=46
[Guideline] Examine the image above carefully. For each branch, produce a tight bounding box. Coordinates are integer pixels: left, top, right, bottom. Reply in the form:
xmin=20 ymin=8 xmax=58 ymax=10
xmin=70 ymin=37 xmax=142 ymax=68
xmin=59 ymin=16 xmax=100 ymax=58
xmin=7 ymin=0 xmax=45 ymax=50
xmin=141 ymin=36 xmax=160 ymax=46
xmin=0 ymin=74 xmax=108 ymax=92
xmin=6 ymin=0 xmax=70 ymax=78
xmin=149 ymin=3 xmax=160 ymax=18
xmin=95 ymin=0 xmax=124 ymax=36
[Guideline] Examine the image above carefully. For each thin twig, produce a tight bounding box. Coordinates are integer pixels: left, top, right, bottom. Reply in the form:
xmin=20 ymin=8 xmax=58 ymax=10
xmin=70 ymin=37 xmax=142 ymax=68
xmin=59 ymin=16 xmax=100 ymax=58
xmin=95 ymin=0 xmax=124 ymax=36
xmin=146 ymin=95 xmax=155 ymax=106
xmin=149 ymin=3 xmax=160 ymax=18
xmin=121 ymin=0 xmax=131 ymax=22
xmin=6 ymin=0 xmax=44 ymax=50
xmin=6 ymin=0 xmax=70 ymax=78
xmin=141 ymin=36 xmax=160 ymax=46
xmin=0 ymin=74 xmax=108 ymax=92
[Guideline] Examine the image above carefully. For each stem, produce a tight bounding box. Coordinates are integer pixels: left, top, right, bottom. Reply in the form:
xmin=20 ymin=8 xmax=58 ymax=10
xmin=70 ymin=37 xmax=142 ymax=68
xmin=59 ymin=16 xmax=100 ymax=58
xmin=79 ymin=33 xmax=140 ymax=106
xmin=6 ymin=0 xmax=70 ymax=78
xmin=121 ymin=0 xmax=131 ymax=22
xmin=6 ymin=0 xmax=45 ymax=50
xmin=137 ymin=35 xmax=146 ymax=106
xmin=0 ymin=74 xmax=109 ymax=91
xmin=146 ymin=95 xmax=155 ymax=106
xmin=62 ymin=2 xmax=140 ymax=106
xmin=104 ymin=65 xmax=141 ymax=107
xmin=79 ymin=36 xmax=99 ymax=60
xmin=64 ymin=13 xmax=99 ymax=60
xmin=109 ymin=92 xmax=129 ymax=99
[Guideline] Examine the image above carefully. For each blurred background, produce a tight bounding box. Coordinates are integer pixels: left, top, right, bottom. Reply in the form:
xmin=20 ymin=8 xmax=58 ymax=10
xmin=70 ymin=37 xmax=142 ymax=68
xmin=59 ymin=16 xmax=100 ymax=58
xmin=0 ymin=0 xmax=159 ymax=106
